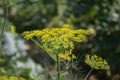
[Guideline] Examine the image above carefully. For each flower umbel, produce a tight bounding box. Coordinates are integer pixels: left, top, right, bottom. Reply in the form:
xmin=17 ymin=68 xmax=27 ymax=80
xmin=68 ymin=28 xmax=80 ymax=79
xmin=22 ymin=25 xmax=90 ymax=61
xmin=85 ymin=54 xmax=110 ymax=70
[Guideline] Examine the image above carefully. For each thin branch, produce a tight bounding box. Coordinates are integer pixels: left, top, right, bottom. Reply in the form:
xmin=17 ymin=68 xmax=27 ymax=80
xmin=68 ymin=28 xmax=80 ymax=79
xmin=84 ymin=68 xmax=93 ymax=80
xmin=0 ymin=0 xmax=8 ymax=43
xmin=0 ymin=0 xmax=8 ymax=57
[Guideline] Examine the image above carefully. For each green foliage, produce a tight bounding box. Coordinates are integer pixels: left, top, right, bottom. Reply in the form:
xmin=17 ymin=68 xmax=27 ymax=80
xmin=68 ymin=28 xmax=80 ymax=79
xmin=0 ymin=58 xmax=5 ymax=63
xmin=0 ymin=76 xmax=25 ymax=80
xmin=0 ymin=68 xmax=6 ymax=74
xmin=0 ymin=58 xmax=30 ymax=80
xmin=0 ymin=19 xmax=11 ymax=32
xmin=19 ymin=68 xmax=32 ymax=80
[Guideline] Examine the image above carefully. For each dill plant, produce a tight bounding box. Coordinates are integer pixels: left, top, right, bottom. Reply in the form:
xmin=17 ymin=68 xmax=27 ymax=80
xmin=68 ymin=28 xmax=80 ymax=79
xmin=22 ymin=25 xmax=110 ymax=80
xmin=22 ymin=24 xmax=90 ymax=80
xmin=84 ymin=54 xmax=110 ymax=80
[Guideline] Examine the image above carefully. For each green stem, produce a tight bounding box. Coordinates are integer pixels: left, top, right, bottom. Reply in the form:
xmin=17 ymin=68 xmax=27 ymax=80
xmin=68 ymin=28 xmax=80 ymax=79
xmin=84 ymin=68 xmax=93 ymax=80
xmin=31 ymin=38 xmax=43 ymax=49
xmin=0 ymin=0 xmax=8 ymax=57
xmin=56 ymin=54 xmax=60 ymax=80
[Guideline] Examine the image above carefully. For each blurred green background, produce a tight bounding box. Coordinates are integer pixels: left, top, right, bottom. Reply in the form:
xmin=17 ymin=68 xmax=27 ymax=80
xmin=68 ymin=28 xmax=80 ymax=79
xmin=0 ymin=0 xmax=120 ymax=80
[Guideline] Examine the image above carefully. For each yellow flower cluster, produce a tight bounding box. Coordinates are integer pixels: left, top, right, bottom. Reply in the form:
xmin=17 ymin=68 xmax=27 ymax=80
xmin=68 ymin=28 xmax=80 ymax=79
xmin=11 ymin=25 xmax=17 ymax=35
xmin=22 ymin=25 xmax=90 ymax=61
xmin=85 ymin=54 xmax=110 ymax=70
xmin=0 ymin=76 xmax=25 ymax=80
xmin=58 ymin=53 xmax=76 ymax=61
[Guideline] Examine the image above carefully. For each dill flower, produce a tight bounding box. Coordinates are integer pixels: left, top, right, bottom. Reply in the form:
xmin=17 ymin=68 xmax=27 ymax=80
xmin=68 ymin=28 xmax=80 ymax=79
xmin=22 ymin=24 xmax=90 ymax=61
xmin=85 ymin=54 xmax=110 ymax=70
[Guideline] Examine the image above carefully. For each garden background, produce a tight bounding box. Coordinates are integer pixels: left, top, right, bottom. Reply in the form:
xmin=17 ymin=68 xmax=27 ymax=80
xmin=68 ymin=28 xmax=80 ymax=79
xmin=0 ymin=0 xmax=120 ymax=80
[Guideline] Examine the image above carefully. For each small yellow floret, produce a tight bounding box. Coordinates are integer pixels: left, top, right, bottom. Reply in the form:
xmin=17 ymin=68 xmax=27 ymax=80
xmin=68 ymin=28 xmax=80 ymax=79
xmin=58 ymin=53 xmax=71 ymax=61
xmin=11 ymin=25 xmax=17 ymax=35
xmin=58 ymin=53 xmax=76 ymax=61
